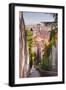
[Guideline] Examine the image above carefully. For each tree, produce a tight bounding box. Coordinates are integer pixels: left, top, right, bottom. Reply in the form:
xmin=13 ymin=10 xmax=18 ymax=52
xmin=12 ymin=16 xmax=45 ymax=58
xmin=53 ymin=13 xmax=58 ymax=23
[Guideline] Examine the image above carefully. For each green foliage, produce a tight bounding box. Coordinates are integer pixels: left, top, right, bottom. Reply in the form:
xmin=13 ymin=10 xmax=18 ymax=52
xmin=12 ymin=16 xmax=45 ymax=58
xmin=26 ymin=30 xmax=33 ymax=67
xmin=39 ymin=44 xmax=51 ymax=70
xmin=39 ymin=57 xmax=51 ymax=70
xmin=49 ymin=29 xmax=56 ymax=47
xmin=39 ymin=28 xmax=57 ymax=70
xmin=26 ymin=30 xmax=33 ymax=48
xmin=39 ymin=63 xmax=50 ymax=70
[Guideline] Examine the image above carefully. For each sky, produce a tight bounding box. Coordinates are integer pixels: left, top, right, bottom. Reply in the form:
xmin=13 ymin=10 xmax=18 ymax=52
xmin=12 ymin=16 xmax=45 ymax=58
xmin=23 ymin=12 xmax=55 ymax=25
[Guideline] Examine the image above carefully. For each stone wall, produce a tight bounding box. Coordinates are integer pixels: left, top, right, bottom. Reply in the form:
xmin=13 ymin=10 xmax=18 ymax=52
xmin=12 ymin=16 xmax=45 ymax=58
xmin=19 ymin=12 xmax=27 ymax=78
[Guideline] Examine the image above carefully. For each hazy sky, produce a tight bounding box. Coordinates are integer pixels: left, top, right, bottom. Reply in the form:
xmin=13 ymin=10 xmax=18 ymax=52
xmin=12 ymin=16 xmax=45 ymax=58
xmin=23 ymin=12 xmax=55 ymax=25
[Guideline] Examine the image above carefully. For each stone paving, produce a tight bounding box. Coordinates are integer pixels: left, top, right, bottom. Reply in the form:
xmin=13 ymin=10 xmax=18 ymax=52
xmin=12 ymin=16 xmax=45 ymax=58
xmin=29 ymin=66 xmax=40 ymax=77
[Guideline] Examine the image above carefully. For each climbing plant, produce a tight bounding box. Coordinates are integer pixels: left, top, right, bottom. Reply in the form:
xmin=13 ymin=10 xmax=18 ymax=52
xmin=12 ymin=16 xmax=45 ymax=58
xmin=39 ymin=26 xmax=58 ymax=70
xmin=26 ymin=29 xmax=33 ymax=69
